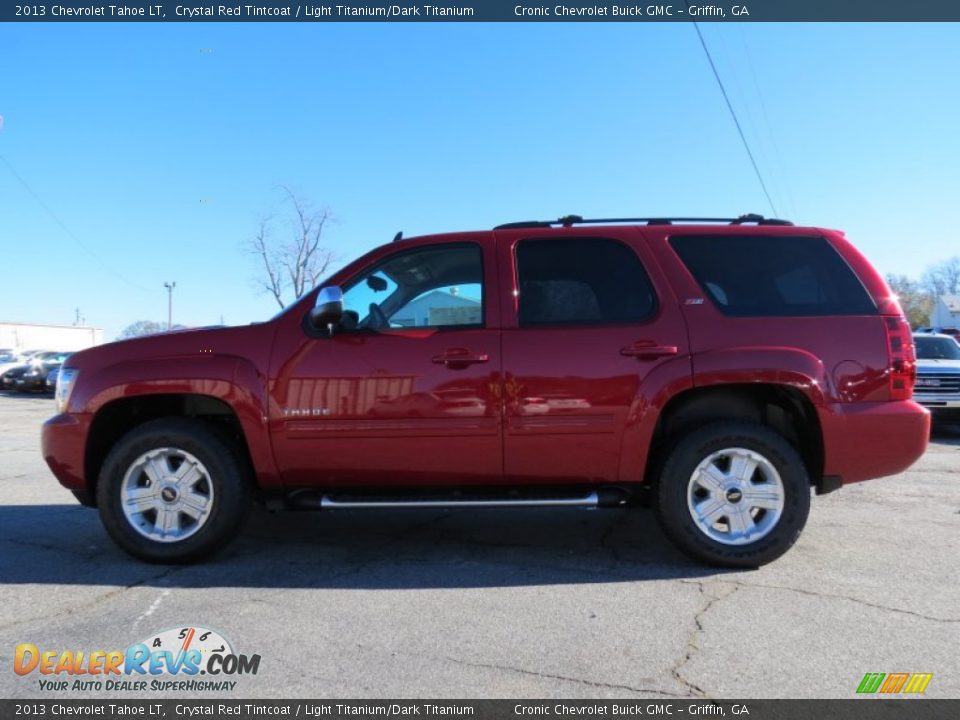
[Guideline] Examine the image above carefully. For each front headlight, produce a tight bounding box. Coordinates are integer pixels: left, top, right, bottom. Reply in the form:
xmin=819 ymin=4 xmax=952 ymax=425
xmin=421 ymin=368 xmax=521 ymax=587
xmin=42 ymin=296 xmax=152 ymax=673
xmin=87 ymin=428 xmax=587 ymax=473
xmin=55 ymin=369 xmax=79 ymax=413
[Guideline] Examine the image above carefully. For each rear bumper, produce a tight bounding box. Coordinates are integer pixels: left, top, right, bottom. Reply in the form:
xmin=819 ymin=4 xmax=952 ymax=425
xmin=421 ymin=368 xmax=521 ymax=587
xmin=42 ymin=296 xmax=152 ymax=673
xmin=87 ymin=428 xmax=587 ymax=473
xmin=821 ymin=400 xmax=930 ymax=485
xmin=41 ymin=412 xmax=91 ymax=492
xmin=14 ymin=376 xmax=45 ymax=391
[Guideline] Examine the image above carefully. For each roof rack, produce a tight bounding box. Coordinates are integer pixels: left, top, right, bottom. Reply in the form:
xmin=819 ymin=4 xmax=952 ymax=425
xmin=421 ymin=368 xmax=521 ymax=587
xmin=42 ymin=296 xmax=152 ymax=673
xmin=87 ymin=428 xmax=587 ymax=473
xmin=494 ymin=213 xmax=793 ymax=230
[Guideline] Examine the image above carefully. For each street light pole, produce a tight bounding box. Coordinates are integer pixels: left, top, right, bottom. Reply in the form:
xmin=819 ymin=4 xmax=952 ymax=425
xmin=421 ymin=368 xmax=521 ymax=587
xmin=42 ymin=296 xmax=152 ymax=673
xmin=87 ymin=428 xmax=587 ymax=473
xmin=164 ymin=281 xmax=176 ymax=330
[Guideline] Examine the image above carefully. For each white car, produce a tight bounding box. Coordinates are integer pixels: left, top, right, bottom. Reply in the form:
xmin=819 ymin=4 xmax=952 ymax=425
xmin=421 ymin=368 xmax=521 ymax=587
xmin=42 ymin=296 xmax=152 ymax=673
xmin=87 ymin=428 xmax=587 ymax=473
xmin=0 ymin=349 xmax=48 ymax=378
xmin=912 ymin=333 xmax=960 ymax=417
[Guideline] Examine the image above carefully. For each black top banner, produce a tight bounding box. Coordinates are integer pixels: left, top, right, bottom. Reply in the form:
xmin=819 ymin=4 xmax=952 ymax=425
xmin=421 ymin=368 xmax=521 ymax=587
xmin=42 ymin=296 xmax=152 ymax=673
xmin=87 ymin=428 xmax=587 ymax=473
xmin=4 ymin=0 xmax=960 ymax=22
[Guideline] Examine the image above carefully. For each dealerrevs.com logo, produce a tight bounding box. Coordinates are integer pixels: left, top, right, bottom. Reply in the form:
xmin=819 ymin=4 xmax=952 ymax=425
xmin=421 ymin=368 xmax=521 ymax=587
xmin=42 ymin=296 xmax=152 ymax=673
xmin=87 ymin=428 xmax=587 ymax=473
xmin=14 ymin=626 xmax=261 ymax=693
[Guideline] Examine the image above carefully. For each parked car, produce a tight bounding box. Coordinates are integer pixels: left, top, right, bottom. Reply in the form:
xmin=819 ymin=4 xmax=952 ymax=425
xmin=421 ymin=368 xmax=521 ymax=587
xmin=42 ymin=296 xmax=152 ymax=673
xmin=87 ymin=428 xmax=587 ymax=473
xmin=3 ymin=351 xmax=70 ymax=392
xmin=1 ymin=365 xmax=30 ymax=391
xmin=0 ymin=349 xmax=46 ymax=378
xmin=15 ymin=351 xmax=71 ymax=392
xmin=912 ymin=333 xmax=960 ymax=419
xmin=42 ymin=213 xmax=929 ymax=567
xmin=915 ymin=326 xmax=960 ymax=342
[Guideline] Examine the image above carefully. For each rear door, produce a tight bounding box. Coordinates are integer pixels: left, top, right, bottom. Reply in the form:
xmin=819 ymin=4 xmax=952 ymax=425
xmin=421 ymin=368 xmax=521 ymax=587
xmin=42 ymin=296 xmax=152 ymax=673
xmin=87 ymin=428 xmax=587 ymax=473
xmin=496 ymin=228 xmax=690 ymax=484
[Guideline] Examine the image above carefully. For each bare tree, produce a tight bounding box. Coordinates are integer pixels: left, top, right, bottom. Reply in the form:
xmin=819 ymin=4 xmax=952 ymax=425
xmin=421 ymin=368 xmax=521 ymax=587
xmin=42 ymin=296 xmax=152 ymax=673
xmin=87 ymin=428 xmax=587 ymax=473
xmin=921 ymin=256 xmax=960 ymax=298
xmin=250 ymin=187 xmax=336 ymax=309
xmin=885 ymin=274 xmax=933 ymax=328
xmin=119 ymin=320 xmax=186 ymax=339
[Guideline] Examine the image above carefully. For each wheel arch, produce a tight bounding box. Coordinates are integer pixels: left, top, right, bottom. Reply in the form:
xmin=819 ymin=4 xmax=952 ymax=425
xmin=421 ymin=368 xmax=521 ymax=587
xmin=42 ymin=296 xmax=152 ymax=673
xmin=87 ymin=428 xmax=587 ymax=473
xmin=85 ymin=393 xmax=259 ymax=504
xmin=643 ymin=383 xmax=825 ymax=488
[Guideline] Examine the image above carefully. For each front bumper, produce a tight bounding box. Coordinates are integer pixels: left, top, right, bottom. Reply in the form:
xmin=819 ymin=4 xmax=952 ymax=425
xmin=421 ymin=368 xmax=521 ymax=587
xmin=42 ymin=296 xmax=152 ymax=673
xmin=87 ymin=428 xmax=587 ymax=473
xmin=912 ymin=392 xmax=960 ymax=410
xmin=41 ymin=412 xmax=91 ymax=492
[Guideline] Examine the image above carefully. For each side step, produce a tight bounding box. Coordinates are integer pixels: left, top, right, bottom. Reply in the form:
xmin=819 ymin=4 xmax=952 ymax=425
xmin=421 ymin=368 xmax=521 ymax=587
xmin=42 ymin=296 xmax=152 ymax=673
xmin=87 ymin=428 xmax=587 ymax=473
xmin=318 ymin=492 xmax=600 ymax=510
xmin=285 ymin=487 xmax=634 ymax=511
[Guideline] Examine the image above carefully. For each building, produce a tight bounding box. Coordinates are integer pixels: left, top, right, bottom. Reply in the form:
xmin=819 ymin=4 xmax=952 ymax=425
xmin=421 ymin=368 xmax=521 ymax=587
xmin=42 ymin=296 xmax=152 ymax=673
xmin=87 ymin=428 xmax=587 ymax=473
xmin=391 ymin=290 xmax=481 ymax=328
xmin=931 ymin=295 xmax=960 ymax=329
xmin=0 ymin=322 xmax=104 ymax=353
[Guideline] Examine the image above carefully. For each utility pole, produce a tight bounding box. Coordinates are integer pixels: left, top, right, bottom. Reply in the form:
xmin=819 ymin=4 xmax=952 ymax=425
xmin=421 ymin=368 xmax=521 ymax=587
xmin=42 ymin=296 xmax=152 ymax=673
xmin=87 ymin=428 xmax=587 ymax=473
xmin=164 ymin=281 xmax=176 ymax=330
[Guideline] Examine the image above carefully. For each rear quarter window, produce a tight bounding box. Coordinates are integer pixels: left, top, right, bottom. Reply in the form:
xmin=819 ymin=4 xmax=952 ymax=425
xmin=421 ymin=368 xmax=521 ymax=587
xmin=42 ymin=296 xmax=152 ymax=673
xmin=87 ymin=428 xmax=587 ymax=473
xmin=670 ymin=234 xmax=877 ymax=317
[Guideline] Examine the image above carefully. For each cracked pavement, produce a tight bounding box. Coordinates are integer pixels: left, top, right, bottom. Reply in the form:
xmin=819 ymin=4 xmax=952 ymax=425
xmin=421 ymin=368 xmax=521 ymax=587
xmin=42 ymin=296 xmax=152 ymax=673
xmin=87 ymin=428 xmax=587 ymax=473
xmin=0 ymin=394 xmax=957 ymax=699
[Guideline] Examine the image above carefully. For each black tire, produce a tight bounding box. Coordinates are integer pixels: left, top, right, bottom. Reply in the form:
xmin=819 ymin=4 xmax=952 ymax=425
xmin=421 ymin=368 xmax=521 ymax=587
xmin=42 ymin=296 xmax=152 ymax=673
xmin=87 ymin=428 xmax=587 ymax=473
xmin=96 ymin=418 xmax=251 ymax=563
xmin=655 ymin=421 xmax=811 ymax=568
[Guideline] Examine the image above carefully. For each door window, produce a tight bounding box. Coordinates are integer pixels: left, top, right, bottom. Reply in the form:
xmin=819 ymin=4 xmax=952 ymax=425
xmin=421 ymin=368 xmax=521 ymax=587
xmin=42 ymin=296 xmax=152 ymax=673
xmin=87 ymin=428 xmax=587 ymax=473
xmin=342 ymin=243 xmax=484 ymax=330
xmin=515 ymin=238 xmax=657 ymax=326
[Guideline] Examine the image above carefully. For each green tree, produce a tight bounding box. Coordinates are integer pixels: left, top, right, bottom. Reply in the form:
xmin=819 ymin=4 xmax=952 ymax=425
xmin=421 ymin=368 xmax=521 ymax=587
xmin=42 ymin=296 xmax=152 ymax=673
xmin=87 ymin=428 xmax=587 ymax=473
xmin=886 ymin=274 xmax=933 ymax=328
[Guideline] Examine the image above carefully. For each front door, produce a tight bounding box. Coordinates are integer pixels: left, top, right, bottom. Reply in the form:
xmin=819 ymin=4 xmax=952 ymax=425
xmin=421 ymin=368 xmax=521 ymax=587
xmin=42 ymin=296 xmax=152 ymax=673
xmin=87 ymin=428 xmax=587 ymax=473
xmin=270 ymin=239 xmax=502 ymax=488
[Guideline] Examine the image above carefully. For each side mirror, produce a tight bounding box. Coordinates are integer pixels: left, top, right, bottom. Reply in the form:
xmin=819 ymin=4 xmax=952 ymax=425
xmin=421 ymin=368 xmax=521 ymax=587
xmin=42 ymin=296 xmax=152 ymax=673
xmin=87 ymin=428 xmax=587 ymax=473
xmin=309 ymin=286 xmax=344 ymax=333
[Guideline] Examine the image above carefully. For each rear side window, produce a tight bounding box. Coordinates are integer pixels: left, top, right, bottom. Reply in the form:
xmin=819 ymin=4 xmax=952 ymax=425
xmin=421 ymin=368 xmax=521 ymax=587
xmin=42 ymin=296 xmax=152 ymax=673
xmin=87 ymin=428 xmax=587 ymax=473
xmin=516 ymin=238 xmax=656 ymax=326
xmin=670 ymin=235 xmax=877 ymax=317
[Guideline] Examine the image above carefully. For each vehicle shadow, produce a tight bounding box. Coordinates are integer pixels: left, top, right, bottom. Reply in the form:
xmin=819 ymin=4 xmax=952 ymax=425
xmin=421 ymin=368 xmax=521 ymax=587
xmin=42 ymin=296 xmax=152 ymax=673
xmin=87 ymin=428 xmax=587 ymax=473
xmin=0 ymin=390 xmax=53 ymax=400
xmin=929 ymin=421 xmax=960 ymax=445
xmin=0 ymin=503 xmax=734 ymax=589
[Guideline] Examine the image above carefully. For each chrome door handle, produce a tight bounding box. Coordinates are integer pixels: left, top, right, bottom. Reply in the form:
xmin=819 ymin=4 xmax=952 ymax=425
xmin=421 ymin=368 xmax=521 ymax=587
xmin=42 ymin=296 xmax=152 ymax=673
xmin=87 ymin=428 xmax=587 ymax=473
xmin=620 ymin=343 xmax=678 ymax=360
xmin=432 ymin=349 xmax=490 ymax=369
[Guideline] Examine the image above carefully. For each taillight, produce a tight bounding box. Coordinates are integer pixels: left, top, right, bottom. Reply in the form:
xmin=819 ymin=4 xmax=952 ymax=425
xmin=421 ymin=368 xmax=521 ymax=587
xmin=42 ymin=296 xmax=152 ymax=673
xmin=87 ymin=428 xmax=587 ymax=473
xmin=885 ymin=316 xmax=916 ymax=401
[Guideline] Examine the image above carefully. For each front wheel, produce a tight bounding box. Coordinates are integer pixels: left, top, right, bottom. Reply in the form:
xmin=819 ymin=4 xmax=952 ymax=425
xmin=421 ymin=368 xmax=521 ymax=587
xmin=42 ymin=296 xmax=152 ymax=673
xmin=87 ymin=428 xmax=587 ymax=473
xmin=97 ymin=418 xmax=251 ymax=563
xmin=655 ymin=422 xmax=811 ymax=568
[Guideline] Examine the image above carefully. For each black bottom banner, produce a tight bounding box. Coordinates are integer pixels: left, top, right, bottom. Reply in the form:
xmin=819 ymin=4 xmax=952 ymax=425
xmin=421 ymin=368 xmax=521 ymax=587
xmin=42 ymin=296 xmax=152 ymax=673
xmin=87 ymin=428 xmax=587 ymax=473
xmin=1 ymin=700 xmax=957 ymax=720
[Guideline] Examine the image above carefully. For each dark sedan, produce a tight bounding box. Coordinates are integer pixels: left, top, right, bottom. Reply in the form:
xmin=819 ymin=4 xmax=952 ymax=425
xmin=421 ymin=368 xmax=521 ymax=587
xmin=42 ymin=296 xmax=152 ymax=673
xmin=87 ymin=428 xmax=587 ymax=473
xmin=2 ymin=352 xmax=72 ymax=393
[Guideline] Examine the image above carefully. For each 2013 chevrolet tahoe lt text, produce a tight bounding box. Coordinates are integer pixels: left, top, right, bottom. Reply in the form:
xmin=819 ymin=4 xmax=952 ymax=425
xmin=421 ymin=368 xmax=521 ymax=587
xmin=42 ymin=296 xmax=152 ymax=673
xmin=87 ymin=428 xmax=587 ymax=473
xmin=41 ymin=214 xmax=930 ymax=566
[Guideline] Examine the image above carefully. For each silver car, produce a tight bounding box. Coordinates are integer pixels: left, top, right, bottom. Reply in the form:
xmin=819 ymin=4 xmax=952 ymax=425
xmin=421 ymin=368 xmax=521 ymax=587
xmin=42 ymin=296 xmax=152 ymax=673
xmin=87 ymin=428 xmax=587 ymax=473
xmin=912 ymin=333 xmax=960 ymax=417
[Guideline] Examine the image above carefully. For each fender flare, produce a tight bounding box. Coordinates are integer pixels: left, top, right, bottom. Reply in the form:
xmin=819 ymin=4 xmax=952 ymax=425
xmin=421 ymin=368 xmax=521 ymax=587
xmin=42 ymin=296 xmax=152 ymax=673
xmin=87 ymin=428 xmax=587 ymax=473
xmin=75 ymin=355 xmax=280 ymax=488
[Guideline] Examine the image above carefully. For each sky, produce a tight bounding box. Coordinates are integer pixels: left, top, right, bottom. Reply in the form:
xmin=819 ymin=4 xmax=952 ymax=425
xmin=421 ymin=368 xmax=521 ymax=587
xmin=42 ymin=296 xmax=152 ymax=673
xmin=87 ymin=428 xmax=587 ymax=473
xmin=1 ymin=22 xmax=958 ymax=339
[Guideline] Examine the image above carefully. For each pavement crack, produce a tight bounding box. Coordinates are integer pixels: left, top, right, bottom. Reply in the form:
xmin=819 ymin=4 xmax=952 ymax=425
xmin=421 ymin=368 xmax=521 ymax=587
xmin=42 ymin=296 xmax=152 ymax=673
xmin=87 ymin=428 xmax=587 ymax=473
xmin=670 ymin=581 xmax=740 ymax=699
xmin=0 ymin=537 xmax=73 ymax=553
xmin=0 ymin=566 xmax=188 ymax=633
xmin=444 ymin=655 xmax=687 ymax=697
xmin=723 ymin=580 xmax=960 ymax=624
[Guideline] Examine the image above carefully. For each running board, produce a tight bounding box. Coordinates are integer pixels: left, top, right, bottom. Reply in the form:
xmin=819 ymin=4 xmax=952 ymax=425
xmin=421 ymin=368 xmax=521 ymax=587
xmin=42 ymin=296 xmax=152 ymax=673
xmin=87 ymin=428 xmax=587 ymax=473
xmin=317 ymin=492 xmax=600 ymax=510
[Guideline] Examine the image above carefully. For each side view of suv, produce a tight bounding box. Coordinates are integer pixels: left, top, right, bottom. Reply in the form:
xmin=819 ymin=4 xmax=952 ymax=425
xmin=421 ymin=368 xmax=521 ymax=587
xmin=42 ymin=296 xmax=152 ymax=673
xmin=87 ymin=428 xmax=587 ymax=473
xmin=42 ymin=214 xmax=929 ymax=567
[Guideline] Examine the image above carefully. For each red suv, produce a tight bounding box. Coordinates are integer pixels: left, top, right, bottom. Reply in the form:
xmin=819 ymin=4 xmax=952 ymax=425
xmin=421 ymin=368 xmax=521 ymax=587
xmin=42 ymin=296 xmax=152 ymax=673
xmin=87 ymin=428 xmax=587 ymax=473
xmin=42 ymin=214 xmax=929 ymax=567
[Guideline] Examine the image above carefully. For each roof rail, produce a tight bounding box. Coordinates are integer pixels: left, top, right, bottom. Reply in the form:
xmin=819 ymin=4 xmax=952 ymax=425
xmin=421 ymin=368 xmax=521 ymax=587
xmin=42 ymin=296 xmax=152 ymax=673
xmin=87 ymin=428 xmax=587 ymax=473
xmin=494 ymin=213 xmax=793 ymax=229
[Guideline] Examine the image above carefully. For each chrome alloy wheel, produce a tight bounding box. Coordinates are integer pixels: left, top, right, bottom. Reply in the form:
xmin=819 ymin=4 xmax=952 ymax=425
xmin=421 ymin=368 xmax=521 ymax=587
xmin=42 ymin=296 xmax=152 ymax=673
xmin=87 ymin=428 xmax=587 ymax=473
xmin=686 ymin=447 xmax=785 ymax=546
xmin=120 ymin=448 xmax=215 ymax=543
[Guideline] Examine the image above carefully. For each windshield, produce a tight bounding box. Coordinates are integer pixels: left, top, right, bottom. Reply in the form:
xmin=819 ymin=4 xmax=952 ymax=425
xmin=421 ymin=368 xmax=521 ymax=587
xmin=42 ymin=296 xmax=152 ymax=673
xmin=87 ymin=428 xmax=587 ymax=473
xmin=914 ymin=336 xmax=960 ymax=360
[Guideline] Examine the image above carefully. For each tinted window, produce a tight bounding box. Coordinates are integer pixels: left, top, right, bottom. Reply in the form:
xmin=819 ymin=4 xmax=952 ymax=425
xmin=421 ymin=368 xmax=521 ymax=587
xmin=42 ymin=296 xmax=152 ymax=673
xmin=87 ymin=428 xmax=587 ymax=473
xmin=516 ymin=238 xmax=656 ymax=326
xmin=915 ymin=336 xmax=960 ymax=360
xmin=342 ymin=243 xmax=483 ymax=330
xmin=670 ymin=235 xmax=876 ymax=317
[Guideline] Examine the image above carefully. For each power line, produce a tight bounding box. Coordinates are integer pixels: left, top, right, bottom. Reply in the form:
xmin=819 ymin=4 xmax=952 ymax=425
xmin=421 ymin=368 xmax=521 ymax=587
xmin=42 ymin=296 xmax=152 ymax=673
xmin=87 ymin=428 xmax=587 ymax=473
xmin=685 ymin=12 xmax=779 ymax=217
xmin=737 ymin=27 xmax=799 ymax=220
xmin=0 ymin=152 xmax=150 ymax=292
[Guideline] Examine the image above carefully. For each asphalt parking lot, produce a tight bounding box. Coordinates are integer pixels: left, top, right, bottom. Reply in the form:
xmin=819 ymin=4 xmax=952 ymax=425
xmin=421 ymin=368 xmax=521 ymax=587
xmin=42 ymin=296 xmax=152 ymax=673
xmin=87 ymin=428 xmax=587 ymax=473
xmin=0 ymin=392 xmax=957 ymax=700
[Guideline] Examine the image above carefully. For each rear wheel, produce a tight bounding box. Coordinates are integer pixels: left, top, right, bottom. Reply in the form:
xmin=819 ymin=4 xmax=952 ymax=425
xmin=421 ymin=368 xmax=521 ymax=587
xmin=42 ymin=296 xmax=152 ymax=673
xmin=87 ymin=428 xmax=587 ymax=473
xmin=97 ymin=418 xmax=250 ymax=563
xmin=655 ymin=421 xmax=811 ymax=568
